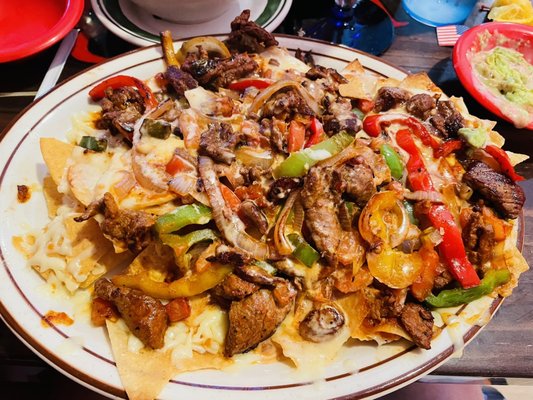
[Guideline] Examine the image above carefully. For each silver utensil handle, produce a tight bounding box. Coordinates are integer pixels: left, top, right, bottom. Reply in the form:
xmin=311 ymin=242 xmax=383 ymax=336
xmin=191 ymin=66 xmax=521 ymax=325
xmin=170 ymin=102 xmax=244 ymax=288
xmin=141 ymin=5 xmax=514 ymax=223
xmin=35 ymin=29 xmax=80 ymax=100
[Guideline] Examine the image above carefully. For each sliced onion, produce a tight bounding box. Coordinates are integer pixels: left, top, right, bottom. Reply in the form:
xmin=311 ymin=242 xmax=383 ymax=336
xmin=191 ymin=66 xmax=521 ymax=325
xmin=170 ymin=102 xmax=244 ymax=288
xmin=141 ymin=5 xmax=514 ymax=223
xmin=235 ymin=147 xmax=274 ymax=169
xmin=168 ymin=173 xmax=197 ymax=196
xmin=247 ymin=80 xmax=321 ymax=117
xmin=273 ymin=190 xmax=300 ymax=256
xmin=403 ymin=190 xmax=443 ymax=203
xmin=198 ymin=156 xmax=271 ymax=260
xmin=112 ymin=171 xmax=136 ymax=200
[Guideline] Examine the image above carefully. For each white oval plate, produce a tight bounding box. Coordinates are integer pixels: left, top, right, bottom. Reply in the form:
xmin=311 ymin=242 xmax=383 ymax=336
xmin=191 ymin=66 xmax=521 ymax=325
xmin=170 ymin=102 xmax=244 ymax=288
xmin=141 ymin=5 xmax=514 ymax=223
xmin=92 ymin=0 xmax=293 ymax=47
xmin=0 ymin=35 xmax=506 ymax=399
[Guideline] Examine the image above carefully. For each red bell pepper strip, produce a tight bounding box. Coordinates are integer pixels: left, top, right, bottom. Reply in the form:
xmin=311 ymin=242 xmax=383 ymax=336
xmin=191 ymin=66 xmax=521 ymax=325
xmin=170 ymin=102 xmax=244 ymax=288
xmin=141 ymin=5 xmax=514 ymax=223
xmin=484 ymin=145 xmax=525 ymax=182
xmin=288 ymin=120 xmax=305 ymax=152
xmin=396 ymin=129 xmax=434 ymax=192
xmin=427 ymin=205 xmax=480 ymax=288
xmin=228 ymin=78 xmax=273 ymax=91
xmin=219 ymin=183 xmax=241 ymax=212
xmin=396 ymin=128 xmax=480 ymax=288
xmin=89 ymin=75 xmax=158 ymax=109
xmin=363 ymin=114 xmax=444 ymax=157
xmin=362 ymin=114 xmax=382 ymax=137
xmin=355 ymin=99 xmax=375 ymax=114
xmin=434 ymin=139 xmax=463 ymax=158
xmin=305 ymin=117 xmax=325 ymax=148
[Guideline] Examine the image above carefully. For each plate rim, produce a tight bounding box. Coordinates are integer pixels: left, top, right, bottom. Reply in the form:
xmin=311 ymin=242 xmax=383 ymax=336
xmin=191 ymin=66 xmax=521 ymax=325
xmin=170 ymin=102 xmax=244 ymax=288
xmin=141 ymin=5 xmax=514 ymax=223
xmin=91 ymin=0 xmax=293 ymax=47
xmin=0 ymin=0 xmax=84 ymax=63
xmin=0 ymin=34 xmax=520 ymax=399
xmin=453 ymin=21 xmax=533 ymax=130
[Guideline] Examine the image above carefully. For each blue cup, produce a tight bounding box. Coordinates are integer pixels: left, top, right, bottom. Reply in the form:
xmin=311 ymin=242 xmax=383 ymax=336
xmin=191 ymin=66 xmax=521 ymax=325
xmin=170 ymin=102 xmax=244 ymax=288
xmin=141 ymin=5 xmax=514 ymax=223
xmin=402 ymin=0 xmax=478 ymax=27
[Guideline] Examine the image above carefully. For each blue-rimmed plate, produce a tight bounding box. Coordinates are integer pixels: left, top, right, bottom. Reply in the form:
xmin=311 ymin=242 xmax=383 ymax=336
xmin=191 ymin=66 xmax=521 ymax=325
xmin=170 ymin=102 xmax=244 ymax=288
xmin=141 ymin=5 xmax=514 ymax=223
xmin=92 ymin=0 xmax=292 ymax=47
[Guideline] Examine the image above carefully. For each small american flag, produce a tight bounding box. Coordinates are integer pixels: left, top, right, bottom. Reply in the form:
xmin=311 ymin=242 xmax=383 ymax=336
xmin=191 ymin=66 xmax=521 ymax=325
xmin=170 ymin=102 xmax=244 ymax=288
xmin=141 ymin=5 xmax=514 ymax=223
xmin=436 ymin=25 xmax=469 ymax=47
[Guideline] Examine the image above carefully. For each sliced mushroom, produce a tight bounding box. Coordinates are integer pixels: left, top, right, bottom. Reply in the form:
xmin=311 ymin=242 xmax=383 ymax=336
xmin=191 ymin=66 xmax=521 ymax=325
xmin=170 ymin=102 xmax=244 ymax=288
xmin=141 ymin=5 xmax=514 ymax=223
xmin=299 ymin=304 xmax=345 ymax=342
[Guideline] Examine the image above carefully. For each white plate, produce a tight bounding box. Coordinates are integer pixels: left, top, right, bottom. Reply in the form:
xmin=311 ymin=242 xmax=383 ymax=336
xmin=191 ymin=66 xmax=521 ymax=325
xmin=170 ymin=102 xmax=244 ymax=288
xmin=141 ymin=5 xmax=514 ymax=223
xmin=92 ymin=0 xmax=293 ymax=47
xmin=0 ymin=35 xmax=506 ymax=399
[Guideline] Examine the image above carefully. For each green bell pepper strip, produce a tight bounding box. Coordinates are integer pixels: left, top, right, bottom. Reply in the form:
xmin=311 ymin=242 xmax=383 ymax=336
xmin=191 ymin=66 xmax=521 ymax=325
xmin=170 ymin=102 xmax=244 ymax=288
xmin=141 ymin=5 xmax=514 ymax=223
xmin=425 ymin=269 xmax=511 ymax=308
xmin=79 ymin=136 xmax=107 ymax=152
xmin=155 ymin=204 xmax=212 ymax=234
xmin=288 ymin=233 xmax=320 ymax=268
xmin=140 ymin=118 xmax=172 ymax=139
xmin=161 ymin=229 xmax=219 ymax=270
xmin=380 ymin=143 xmax=404 ymax=180
xmin=274 ymin=131 xmax=354 ymax=178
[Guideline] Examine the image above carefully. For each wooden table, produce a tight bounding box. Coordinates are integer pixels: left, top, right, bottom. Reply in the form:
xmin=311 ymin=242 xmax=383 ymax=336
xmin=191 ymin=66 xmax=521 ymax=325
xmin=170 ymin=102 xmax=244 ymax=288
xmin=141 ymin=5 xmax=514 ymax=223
xmin=1 ymin=0 xmax=532 ymax=397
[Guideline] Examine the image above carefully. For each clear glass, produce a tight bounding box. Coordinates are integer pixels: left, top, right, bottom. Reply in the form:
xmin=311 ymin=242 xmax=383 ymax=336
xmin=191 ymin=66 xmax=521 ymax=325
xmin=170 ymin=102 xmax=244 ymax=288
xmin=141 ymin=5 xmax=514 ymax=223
xmin=304 ymin=0 xmax=394 ymax=56
xmin=402 ymin=0 xmax=478 ymax=27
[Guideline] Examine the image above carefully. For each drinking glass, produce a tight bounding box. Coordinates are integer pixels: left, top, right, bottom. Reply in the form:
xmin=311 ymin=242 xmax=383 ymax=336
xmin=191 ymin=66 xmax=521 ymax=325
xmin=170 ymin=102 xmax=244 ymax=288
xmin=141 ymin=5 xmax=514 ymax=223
xmin=402 ymin=0 xmax=478 ymax=27
xmin=304 ymin=0 xmax=394 ymax=56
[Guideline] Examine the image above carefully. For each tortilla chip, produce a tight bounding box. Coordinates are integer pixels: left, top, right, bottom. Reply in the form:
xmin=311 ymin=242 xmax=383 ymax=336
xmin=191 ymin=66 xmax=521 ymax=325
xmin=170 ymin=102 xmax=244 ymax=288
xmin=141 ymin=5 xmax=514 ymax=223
xmin=342 ymin=59 xmax=365 ymax=75
xmin=339 ymin=75 xmax=372 ymax=100
xmin=42 ymin=176 xmax=63 ymax=218
xmin=507 ymin=151 xmax=529 ymax=166
xmin=374 ymin=76 xmax=402 ymax=90
xmin=126 ymin=242 xmax=177 ymax=280
xmin=106 ymin=320 xmax=176 ymax=400
xmin=65 ymin=216 xmax=114 ymax=279
xmin=40 ymin=138 xmax=74 ymax=186
xmin=399 ymin=72 xmax=442 ymax=94
xmin=336 ymin=291 xmax=369 ymax=340
xmin=80 ymin=249 xmax=135 ymax=289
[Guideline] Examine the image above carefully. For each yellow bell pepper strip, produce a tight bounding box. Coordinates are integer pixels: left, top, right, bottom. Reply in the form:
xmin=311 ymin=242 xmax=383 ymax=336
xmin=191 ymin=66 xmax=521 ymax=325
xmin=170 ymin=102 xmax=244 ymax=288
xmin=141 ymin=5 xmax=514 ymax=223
xmin=112 ymin=263 xmax=233 ymax=300
xmin=396 ymin=128 xmax=481 ymax=289
xmin=410 ymin=240 xmax=440 ymax=301
xmin=366 ymin=247 xmax=423 ymax=289
xmin=425 ymin=269 xmax=511 ymax=308
xmin=288 ymin=233 xmax=320 ymax=268
xmin=484 ymin=144 xmax=525 ymax=181
xmin=274 ymin=131 xmax=354 ymax=178
xmin=155 ymin=204 xmax=212 ymax=234
xmin=89 ymin=75 xmax=158 ymax=109
xmin=380 ymin=143 xmax=403 ymax=180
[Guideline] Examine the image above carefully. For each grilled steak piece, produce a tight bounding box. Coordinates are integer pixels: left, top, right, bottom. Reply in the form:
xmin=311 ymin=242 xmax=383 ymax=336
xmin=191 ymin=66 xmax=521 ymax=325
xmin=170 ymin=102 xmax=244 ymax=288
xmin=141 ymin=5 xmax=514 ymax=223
xmin=463 ymin=161 xmax=525 ymax=219
xmin=399 ymin=303 xmax=434 ymax=350
xmin=75 ymin=192 xmax=155 ymax=253
xmin=95 ymin=86 xmax=145 ymax=138
xmin=94 ymin=279 xmax=168 ymax=349
xmin=183 ymin=53 xmax=258 ymax=90
xmin=267 ymin=177 xmax=303 ymax=203
xmin=211 ymin=273 xmax=259 ymax=301
xmin=301 ymin=167 xmax=342 ymax=265
xmin=305 ymin=65 xmax=348 ymax=84
xmin=207 ymin=244 xmax=252 ymax=267
xmin=405 ymin=93 xmax=436 ymax=120
xmin=430 ymin=100 xmax=464 ymax=137
xmin=294 ymin=48 xmax=315 ymax=66
xmin=462 ymin=207 xmax=496 ymax=264
xmin=225 ymin=283 xmax=295 ymax=356
xmin=323 ymin=97 xmax=361 ymax=135
xmin=239 ymin=200 xmax=269 ymax=235
xmin=164 ymin=65 xmax=198 ymax=96
xmin=333 ymin=162 xmax=376 ymax=207
xmin=373 ymin=87 xmax=410 ymax=112
xmin=225 ymin=9 xmax=278 ymax=53
xmin=261 ymin=89 xmax=315 ymax=120
xmin=199 ymin=122 xmax=240 ymax=165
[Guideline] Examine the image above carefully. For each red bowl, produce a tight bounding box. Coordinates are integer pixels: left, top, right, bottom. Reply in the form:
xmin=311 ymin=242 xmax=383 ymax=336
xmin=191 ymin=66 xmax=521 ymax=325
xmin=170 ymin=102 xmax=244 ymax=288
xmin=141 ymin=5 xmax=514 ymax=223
xmin=453 ymin=22 xmax=533 ymax=130
xmin=0 ymin=0 xmax=84 ymax=63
